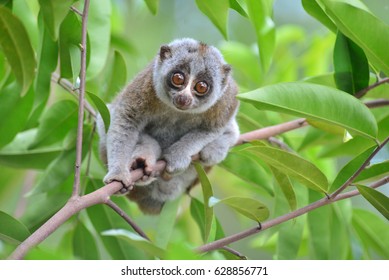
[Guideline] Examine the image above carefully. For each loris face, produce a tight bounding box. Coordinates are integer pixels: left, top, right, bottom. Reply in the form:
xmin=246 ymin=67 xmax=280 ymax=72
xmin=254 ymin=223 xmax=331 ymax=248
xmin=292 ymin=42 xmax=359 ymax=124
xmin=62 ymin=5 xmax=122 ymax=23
xmin=153 ymin=38 xmax=232 ymax=113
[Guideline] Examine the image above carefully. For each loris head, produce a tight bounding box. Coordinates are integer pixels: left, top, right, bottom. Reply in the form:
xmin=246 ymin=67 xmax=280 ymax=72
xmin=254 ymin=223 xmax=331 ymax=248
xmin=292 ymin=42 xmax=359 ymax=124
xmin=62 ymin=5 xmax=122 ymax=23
xmin=153 ymin=38 xmax=232 ymax=113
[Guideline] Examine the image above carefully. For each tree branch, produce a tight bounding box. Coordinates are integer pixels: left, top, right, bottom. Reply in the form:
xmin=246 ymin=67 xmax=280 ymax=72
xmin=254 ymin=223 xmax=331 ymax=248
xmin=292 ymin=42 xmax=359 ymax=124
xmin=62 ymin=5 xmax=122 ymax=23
xmin=71 ymin=0 xmax=90 ymax=197
xmin=236 ymin=118 xmax=308 ymax=145
xmin=196 ymin=176 xmax=389 ymax=254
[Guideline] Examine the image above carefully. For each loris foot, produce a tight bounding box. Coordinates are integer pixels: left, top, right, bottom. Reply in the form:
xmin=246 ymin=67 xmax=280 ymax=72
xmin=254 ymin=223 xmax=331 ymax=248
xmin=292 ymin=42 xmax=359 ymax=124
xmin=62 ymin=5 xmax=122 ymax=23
xmin=103 ymin=167 xmax=133 ymax=194
xmin=131 ymin=157 xmax=158 ymax=186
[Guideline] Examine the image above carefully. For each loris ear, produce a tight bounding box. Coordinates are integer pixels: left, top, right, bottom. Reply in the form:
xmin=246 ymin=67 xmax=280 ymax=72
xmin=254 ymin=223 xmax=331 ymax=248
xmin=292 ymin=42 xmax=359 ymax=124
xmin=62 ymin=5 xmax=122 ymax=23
xmin=221 ymin=64 xmax=232 ymax=85
xmin=159 ymin=45 xmax=172 ymax=61
xmin=222 ymin=64 xmax=231 ymax=75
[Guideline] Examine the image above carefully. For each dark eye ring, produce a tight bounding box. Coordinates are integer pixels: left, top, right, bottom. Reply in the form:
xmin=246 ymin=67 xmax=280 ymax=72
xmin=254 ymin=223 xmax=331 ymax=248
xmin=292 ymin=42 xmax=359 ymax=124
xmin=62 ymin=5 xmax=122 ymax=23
xmin=171 ymin=72 xmax=185 ymax=87
xmin=194 ymin=81 xmax=209 ymax=96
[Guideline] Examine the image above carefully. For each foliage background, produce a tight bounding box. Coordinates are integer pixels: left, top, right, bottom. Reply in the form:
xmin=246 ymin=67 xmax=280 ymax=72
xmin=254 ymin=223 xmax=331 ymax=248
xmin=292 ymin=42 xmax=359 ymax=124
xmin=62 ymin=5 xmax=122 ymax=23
xmin=0 ymin=0 xmax=388 ymax=260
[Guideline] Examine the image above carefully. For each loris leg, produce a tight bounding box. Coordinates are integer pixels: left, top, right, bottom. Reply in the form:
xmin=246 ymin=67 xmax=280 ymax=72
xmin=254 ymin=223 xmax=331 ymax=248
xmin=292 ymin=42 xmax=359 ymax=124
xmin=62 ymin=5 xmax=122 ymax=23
xmin=128 ymin=165 xmax=197 ymax=214
xmin=131 ymin=133 xmax=162 ymax=186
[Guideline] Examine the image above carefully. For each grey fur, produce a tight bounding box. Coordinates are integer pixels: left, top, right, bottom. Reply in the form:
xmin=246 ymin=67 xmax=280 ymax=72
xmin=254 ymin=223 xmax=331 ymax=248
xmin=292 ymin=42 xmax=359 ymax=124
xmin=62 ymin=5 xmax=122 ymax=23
xmin=97 ymin=38 xmax=239 ymax=214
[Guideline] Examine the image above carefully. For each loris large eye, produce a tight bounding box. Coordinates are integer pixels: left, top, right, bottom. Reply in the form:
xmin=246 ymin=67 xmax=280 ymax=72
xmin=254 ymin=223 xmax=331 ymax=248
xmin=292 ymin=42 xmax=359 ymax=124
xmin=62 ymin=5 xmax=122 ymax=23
xmin=194 ymin=81 xmax=209 ymax=96
xmin=171 ymin=72 xmax=185 ymax=87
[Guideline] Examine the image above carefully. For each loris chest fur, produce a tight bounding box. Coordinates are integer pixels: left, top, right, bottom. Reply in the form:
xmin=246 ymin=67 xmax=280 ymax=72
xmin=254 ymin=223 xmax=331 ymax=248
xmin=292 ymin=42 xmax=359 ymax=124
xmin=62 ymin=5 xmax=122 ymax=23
xmin=97 ymin=38 xmax=240 ymax=214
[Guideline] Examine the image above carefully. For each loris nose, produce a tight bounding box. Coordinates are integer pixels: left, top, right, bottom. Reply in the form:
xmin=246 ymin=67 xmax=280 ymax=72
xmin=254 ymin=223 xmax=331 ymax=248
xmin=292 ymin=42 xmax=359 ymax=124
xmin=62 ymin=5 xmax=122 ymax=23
xmin=174 ymin=94 xmax=192 ymax=109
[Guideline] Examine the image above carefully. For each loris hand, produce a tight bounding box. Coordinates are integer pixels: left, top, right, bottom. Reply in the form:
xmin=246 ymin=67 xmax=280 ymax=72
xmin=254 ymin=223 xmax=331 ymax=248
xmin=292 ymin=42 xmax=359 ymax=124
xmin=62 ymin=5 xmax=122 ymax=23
xmin=162 ymin=150 xmax=192 ymax=180
xmin=199 ymin=141 xmax=229 ymax=166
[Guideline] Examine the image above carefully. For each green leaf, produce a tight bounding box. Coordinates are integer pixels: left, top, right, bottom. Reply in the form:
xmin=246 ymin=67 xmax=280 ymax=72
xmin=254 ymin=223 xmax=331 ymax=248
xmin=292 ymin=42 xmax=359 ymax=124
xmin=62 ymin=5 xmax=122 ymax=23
xmin=0 ymin=85 xmax=34 ymax=148
xmin=73 ymin=222 xmax=100 ymax=260
xmin=189 ymin=197 xmax=218 ymax=244
xmin=102 ymin=229 xmax=165 ymax=259
xmin=86 ymin=0 xmax=111 ymax=79
xmin=320 ymin=1 xmax=389 ymax=76
xmin=38 ymin=0 xmax=73 ymax=40
xmin=165 ymin=242 xmax=200 ymax=260
xmin=0 ymin=211 xmax=30 ymax=244
xmin=330 ymin=146 xmax=376 ymax=192
xmin=0 ymin=6 xmax=36 ymax=94
xmin=276 ymin=216 xmax=304 ymax=259
xmin=238 ymin=82 xmax=378 ymax=140
xmin=219 ymin=151 xmax=273 ymax=196
xmin=271 ymin=167 xmax=297 ymax=211
xmin=329 ymin=201 xmax=352 ymax=259
xmin=29 ymin=14 xmax=59 ymax=128
xmin=28 ymin=148 xmax=76 ymax=196
xmin=29 ymin=100 xmax=78 ymax=149
xmin=357 ymin=185 xmax=389 ymax=220
xmin=155 ymin=197 xmax=180 ymax=249
xmin=20 ymin=193 xmax=68 ymax=233
xmin=104 ymin=50 xmax=127 ymax=99
xmin=219 ymin=41 xmax=263 ymax=87
xmin=59 ymin=12 xmax=81 ymax=80
xmin=333 ymin=32 xmax=369 ymax=94
xmin=355 ymin=160 xmax=389 ymax=183
xmin=144 ymin=0 xmax=159 ymax=15
xmin=195 ymin=0 xmax=229 ymax=39
xmin=229 ymin=0 xmax=248 ymax=17
xmin=0 ymin=129 xmax=62 ymax=169
xmin=352 ymin=209 xmax=389 ymax=258
xmin=211 ymin=196 xmax=269 ymax=222
xmin=190 ymin=197 xmax=207 ymax=242
xmin=302 ymin=0 xmax=336 ymax=32
xmin=307 ymin=190 xmax=331 ymax=259
xmin=87 ymin=91 xmax=110 ymax=133
xmin=246 ymin=0 xmax=275 ymax=72
xmin=245 ymin=144 xmax=328 ymax=193
xmin=194 ymin=163 xmax=214 ymax=242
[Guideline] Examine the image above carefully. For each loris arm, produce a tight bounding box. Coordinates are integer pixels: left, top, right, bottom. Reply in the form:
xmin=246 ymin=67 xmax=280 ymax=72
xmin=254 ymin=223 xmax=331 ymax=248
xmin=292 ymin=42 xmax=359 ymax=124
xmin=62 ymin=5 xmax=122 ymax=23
xmin=104 ymin=106 xmax=142 ymax=188
xmin=162 ymin=128 xmax=224 ymax=176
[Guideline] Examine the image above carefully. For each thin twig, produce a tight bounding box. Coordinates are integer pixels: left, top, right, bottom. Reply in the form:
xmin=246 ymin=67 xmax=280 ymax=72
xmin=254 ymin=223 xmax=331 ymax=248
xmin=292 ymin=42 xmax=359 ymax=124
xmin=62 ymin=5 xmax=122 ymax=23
xmin=330 ymin=135 xmax=389 ymax=199
xmin=355 ymin=77 xmax=389 ymax=98
xmin=72 ymin=0 xmax=90 ymax=197
xmin=365 ymin=99 xmax=389 ymax=109
xmin=196 ymin=176 xmax=389 ymax=254
xmin=70 ymin=6 xmax=83 ymax=16
xmin=51 ymin=73 xmax=96 ymax=117
xmin=105 ymin=199 xmax=150 ymax=240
